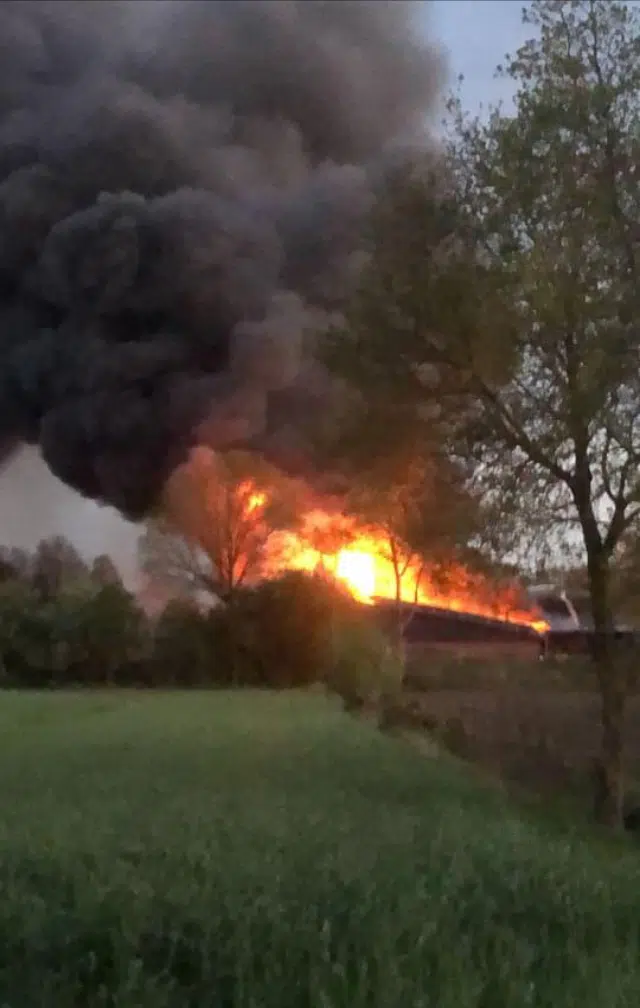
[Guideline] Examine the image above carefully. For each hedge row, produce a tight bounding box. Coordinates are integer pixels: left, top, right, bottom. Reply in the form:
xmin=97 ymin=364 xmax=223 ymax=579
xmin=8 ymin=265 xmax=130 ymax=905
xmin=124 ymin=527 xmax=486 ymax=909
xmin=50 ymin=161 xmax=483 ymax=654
xmin=0 ymin=571 xmax=402 ymax=704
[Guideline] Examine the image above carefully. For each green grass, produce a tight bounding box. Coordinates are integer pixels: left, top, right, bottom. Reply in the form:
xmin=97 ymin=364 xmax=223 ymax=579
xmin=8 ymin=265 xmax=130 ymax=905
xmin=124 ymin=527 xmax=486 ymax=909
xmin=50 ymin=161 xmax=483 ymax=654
xmin=0 ymin=690 xmax=639 ymax=1006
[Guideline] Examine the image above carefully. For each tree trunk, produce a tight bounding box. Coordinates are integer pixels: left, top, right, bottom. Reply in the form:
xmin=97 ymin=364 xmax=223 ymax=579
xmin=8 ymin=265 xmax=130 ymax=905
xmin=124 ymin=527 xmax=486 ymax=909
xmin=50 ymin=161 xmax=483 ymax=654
xmin=226 ymin=593 xmax=241 ymax=687
xmin=587 ymin=549 xmax=625 ymax=828
xmin=392 ymin=562 xmax=407 ymax=682
xmin=393 ymin=605 xmax=407 ymax=675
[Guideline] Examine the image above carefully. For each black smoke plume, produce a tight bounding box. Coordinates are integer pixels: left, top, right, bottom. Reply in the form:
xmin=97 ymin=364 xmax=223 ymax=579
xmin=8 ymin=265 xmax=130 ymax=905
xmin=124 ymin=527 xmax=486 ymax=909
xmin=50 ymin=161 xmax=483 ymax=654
xmin=0 ymin=0 xmax=441 ymax=519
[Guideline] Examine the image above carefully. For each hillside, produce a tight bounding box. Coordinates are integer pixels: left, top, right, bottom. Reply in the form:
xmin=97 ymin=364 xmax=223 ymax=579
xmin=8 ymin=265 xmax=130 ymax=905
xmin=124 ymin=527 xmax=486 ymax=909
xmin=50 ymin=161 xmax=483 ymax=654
xmin=0 ymin=690 xmax=639 ymax=1006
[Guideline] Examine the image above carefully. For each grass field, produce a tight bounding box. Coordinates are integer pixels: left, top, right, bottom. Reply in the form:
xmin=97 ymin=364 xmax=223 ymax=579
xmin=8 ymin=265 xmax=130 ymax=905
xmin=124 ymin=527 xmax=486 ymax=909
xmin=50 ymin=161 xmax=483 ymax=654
xmin=1 ymin=689 xmax=640 ymax=1006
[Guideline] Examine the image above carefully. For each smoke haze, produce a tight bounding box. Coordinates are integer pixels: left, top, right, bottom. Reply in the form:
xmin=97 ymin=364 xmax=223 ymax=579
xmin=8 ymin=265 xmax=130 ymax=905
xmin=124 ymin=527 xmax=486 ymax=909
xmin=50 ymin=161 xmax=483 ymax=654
xmin=0 ymin=0 xmax=442 ymax=563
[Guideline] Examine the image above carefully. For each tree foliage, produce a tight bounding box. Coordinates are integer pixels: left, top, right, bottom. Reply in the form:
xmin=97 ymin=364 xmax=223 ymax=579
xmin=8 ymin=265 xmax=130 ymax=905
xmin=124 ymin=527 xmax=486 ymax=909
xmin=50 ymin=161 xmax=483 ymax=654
xmin=233 ymin=571 xmax=348 ymax=688
xmin=146 ymin=447 xmax=302 ymax=603
xmin=328 ymin=0 xmax=640 ymax=826
xmin=349 ymin=444 xmax=480 ymax=589
xmin=90 ymin=554 xmax=122 ymax=588
xmin=0 ymin=546 xmax=31 ymax=582
xmin=0 ymin=555 xmax=17 ymax=584
xmin=72 ymin=584 xmax=147 ymax=685
xmin=0 ymin=581 xmax=54 ymax=686
xmin=0 ymin=535 xmax=384 ymax=697
xmin=30 ymin=536 xmax=90 ymax=600
xmin=150 ymin=599 xmax=228 ymax=686
xmin=139 ymin=520 xmax=221 ymax=605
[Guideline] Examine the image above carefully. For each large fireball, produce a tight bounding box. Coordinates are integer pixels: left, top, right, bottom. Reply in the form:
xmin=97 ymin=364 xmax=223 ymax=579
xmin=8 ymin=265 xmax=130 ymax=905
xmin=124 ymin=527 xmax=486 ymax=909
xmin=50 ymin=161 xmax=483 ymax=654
xmin=164 ymin=452 xmax=547 ymax=632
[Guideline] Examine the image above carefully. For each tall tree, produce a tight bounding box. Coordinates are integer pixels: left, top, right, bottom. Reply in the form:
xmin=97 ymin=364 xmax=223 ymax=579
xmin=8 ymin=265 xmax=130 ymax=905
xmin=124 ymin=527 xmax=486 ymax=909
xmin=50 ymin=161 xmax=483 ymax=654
xmin=90 ymin=554 xmax=122 ymax=589
xmin=147 ymin=446 xmax=300 ymax=604
xmin=344 ymin=437 xmax=481 ymax=650
xmin=30 ymin=536 xmax=89 ymax=600
xmin=0 ymin=546 xmax=31 ymax=582
xmin=329 ymin=0 xmax=640 ymax=826
xmin=139 ymin=519 xmax=221 ymax=604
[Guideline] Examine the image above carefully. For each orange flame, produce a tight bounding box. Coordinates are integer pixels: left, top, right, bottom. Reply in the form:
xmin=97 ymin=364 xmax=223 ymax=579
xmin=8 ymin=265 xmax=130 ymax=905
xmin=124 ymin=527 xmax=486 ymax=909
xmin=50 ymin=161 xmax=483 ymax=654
xmin=167 ymin=454 xmax=547 ymax=633
xmin=245 ymin=485 xmax=267 ymax=513
xmin=260 ymin=500 xmax=548 ymax=633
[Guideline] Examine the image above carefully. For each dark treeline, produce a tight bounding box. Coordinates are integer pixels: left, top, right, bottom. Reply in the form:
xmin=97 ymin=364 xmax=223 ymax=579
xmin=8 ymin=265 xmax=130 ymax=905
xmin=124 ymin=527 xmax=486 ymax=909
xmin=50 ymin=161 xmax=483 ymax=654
xmin=0 ymin=537 xmax=397 ymax=699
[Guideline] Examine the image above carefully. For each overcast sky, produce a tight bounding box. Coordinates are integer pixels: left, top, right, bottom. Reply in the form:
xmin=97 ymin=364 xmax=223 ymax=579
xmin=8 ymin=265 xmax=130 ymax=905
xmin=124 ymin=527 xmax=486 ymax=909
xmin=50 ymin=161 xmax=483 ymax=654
xmin=0 ymin=1 xmax=533 ymax=585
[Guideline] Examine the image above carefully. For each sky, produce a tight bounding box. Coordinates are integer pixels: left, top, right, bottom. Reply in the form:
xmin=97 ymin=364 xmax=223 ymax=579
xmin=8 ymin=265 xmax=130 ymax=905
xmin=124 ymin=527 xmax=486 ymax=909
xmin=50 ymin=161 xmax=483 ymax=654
xmin=0 ymin=1 xmax=533 ymax=585
xmin=430 ymin=0 xmax=530 ymax=115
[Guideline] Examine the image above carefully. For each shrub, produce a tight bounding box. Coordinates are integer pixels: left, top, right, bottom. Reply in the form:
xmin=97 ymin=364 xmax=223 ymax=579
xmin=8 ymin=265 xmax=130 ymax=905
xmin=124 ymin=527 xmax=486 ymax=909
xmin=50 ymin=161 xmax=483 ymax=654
xmin=377 ymin=692 xmax=439 ymax=734
xmin=0 ymin=581 xmax=148 ymax=688
xmin=327 ymin=617 xmax=405 ymax=712
xmin=228 ymin=572 xmax=405 ymax=700
xmin=232 ymin=571 xmax=361 ymax=688
xmin=151 ymin=600 xmax=229 ymax=687
xmin=439 ymin=716 xmax=473 ymax=759
xmin=68 ymin=584 xmax=148 ymax=685
xmin=0 ymin=581 xmax=55 ymax=687
xmin=0 ymin=563 xmax=404 ymax=697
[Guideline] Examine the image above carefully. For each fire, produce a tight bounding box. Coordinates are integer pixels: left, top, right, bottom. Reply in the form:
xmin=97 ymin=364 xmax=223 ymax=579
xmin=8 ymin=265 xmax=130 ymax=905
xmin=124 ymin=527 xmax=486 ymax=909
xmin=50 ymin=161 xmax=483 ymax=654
xmin=262 ymin=503 xmax=548 ymax=633
xmin=165 ymin=450 xmax=547 ymax=633
xmin=335 ymin=549 xmax=376 ymax=601
xmin=245 ymin=486 xmax=267 ymax=513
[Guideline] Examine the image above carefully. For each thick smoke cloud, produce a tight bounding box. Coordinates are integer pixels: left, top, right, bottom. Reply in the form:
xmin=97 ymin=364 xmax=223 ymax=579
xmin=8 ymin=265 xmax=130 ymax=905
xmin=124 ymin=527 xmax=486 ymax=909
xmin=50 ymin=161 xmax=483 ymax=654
xmin=0 ymin=0 xmax=441 ymax=519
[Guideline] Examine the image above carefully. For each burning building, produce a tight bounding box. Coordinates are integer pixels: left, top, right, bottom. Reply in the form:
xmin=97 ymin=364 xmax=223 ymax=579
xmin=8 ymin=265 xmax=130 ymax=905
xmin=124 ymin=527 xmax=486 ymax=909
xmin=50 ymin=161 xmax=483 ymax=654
xmin=159 ymin=445 xmax=547 ymax=643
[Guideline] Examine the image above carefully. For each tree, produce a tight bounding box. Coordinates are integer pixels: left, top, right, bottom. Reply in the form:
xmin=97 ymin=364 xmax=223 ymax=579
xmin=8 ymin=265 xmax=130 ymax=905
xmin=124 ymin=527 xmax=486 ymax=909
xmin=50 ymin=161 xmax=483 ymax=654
xmin=233 ymin=570 xmax=372 ymax=691
xmin=90 ymin=554 xmax=122 ymax=588
xmin=343 ymin=440 xmax=480 ymax=656
xmin=82 ymin=584 xmax=147 ymax=685
xmin=152 ymin=446 xmax=301 ymax=604
xmin=139 ymin=519 xmax=221 ymax=605
xmin=55 ymin=584 xmax=147 ymax=686
xmin=151 ymin=599 xmax=227 ymax=687
xmin=328 ymin=0 xmax=640 ymax=826
xmin=0 ymin=546 xmax=31 ymax=583
xmin=0 ymin=555 xmax=17 ymax=584
xmin=30 ymin=536 xmax=89 ymax=600
xmin=0 ymin=581 xmax=53 ymax=686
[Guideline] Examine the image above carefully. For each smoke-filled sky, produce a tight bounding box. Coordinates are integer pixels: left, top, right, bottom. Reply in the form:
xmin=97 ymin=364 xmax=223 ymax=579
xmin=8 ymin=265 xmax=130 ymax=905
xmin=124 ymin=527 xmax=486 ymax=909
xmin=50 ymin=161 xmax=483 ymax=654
xmin=0 ymin=0 xmax=442 ymax=513
xmin=0 ymin=0 xmax=529 ymax=583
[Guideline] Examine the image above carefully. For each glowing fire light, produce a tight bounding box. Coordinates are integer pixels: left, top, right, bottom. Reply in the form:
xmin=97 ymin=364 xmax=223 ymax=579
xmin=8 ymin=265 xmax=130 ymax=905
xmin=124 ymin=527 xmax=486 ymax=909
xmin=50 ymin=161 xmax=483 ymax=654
xmin=335 ymin=549 xmax=376 ymax=602
xmin=245 ymin=487 xmax=267 ymax=513
xmin=261 ymin=502 xmax=548 ymax=633
xmin=167 ymin=455 xmax=548 ymax=634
